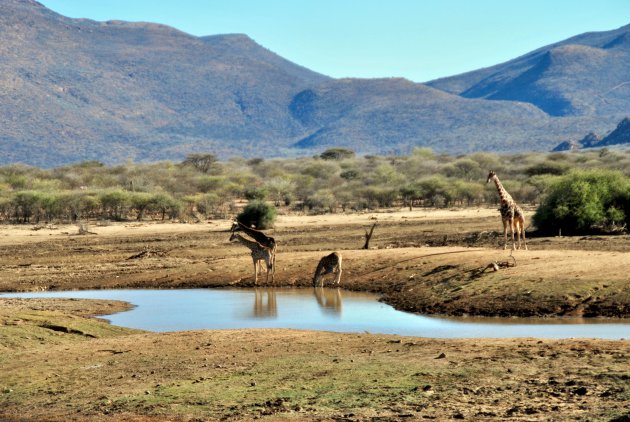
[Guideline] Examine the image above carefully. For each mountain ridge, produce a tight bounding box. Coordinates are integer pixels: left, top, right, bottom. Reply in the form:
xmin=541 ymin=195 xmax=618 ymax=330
xmin=553 ymin=116 xmax=630 ymax=151
xmin=427 ymin=23 xmax=630 ymax=118
xmin=1 ymin=0 xmax=629 ymax=166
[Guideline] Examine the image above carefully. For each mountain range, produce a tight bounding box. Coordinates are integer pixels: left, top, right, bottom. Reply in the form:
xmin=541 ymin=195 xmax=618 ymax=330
xmin=1 ymin=0 xmax=630 ymax=167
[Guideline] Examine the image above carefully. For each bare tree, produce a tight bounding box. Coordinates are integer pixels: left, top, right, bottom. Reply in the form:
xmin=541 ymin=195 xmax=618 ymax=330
xmin=182 ymin=153 xmax=218 ymax=173
xmin=363 ymin=222 xmax=377 ymax=249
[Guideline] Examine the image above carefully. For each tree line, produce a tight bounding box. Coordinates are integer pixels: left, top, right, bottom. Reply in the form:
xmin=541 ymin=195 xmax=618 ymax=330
xmin=1 ymin=147 xmax=630 ymax=233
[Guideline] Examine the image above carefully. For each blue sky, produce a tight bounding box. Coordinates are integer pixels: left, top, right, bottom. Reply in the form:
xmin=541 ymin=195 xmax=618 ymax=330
xmin=39 ymin=0 xmax=630 ymax=82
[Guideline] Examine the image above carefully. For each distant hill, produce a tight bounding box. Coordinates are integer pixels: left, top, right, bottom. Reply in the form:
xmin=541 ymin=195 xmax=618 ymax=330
xmin=0 ymin=0 xmax=328 ymax=166
xmin=1 ymin=0 xmax=629 ymax=166
xmin=553 ymin=117 xmax=630 ymax=151
xmin=289 ymin=78 xmax=572 ymax=155
xmin=427 ymin=24 xmax=630 ymax=119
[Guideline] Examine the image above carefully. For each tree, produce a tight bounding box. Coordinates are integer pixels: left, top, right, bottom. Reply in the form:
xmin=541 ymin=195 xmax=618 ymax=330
xmin=182 ymin=153 xmax=218 ymax=173
xmin=399 ymin=185 xmax=422 ymax=210
xmin=525 ymin=161 xmax=570 ymax=176
xmin=444 ymin=158 xmax=484 ymax=181
xmin=99 ymin=189 xmax=131 ymax=220
xmin=237 ymin=200 xmax=277 ymax=229
xmin=320 ymin=148 xmax=355 ymax=161
xmin=129 ymin=192 xmax=154 ymax=220
xmin=12 ymin=191 xmax=44 ymax=223
xmin=533 ymin=169 xmax=630 ymax=234
xmin=265 ymin=177 xmax=295 ymax=206
xmin=417 ymin=176 xmax=453 ymax=207
xmin=340 ymin=169 xmax=359 ymax=180
xmin=304 ymin=189 xmax=337 ymax=213
xmin=244 ymin=187 xmax=268 ymax=201
xmin=453 ymin=180 xmax=484 ymax=206
xmin=149 ymin=193 xmax=181 ymax=220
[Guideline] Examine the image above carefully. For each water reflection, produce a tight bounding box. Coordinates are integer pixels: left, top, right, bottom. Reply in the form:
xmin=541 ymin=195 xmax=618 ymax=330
xmin=249 ymin=288 xmax=343 ymax=319
xmin=1 ymin=288 xmax=628 ymax=339
xmin=252 ymin=288 xmax=277 ymax=319
xmin=314 ymin=287 xmax=343 ymax=316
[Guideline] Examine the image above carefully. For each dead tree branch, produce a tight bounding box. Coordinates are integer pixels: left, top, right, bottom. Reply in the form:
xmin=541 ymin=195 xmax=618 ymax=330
xmin=363 ymin=222 xmax=377 ymax=249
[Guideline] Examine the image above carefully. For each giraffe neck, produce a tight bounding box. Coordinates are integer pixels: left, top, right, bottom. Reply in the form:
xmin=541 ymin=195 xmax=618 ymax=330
xmin=492 ymin=175 xmax=514 ymax=206
xmin=233 ymin=234 xmax=260 ymax=252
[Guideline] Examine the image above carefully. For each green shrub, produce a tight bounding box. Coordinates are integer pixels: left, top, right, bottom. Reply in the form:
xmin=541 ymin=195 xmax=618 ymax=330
xmin=237 ymin=200 xmax=277 ymax=229
xmin=243 ymin=187 xmax=268 ymax=200
xmin=340 ymin=169 xmax=359 ymax=180
xmin=320 ymin=148 xmax=355 ymax=160
xmin=533 ymin=169 xmax=630 ymax=234
xmin=525 ymin=161 xmax=570 ymax=176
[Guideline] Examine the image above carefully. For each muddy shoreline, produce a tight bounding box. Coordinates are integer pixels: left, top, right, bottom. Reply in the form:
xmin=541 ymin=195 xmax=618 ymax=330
xmin=1 ymin=209 xmax=629 ymax=318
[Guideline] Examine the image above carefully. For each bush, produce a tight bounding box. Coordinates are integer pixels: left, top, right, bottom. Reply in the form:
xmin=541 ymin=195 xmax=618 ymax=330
xmin=533 ymin=169 xmax=630 ymax=234
xmin=243 ymin=187 xmax=268 ymax=200
xmin=320 ymin=148 xmax=355 ymax=160
xmin=525 ymin=161 xmax=570 ymax=176
xmin=237 ymin=200 xmax=277 ymax=229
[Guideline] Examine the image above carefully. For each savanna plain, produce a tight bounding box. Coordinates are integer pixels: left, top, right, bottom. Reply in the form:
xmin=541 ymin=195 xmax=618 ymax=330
xmin=1 ymin=208 xmax=629 ymax=421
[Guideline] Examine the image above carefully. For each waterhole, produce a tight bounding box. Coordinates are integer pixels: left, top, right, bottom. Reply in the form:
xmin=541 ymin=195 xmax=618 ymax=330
xmin=2 ymin=288 xmax=628 ymax=339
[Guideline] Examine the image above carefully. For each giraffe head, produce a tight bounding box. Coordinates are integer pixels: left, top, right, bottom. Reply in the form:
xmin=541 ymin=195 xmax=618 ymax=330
xmin=486 ymin=170 xmax=496 ymax=184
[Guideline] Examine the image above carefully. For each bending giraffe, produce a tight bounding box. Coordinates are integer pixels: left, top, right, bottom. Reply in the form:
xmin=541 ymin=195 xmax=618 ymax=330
xmin=312 ymin=252 xmax=342 ymax=287
xmin=486 ymin=171 xmax=527 ymax=250
xmin=229 ymin=232 xmax=274 ymax=284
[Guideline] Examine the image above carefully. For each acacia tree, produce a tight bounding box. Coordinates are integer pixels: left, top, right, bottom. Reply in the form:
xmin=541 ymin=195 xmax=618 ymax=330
xmin=149 ymin=193 xmax=181 ymax=220
xmin=320 ymin=148 xmax=355 ymax=161
xmin=399 ymin=185 xmax=421 ymax=210
xmin=99 ymin=190 xmax=130 ymax=221
xmin=129 ymin=192 xmax=154 ymax=220
xmin=182 ymin=153 xmax=218 ymax=173
xmin=12 ymin=191 xmax=43 ymax=223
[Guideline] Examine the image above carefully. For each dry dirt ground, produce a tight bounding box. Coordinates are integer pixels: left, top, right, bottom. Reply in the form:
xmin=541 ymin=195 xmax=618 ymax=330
xmin=1 ymin=208 xmax=629 ymax=421
xmin=1 ymin=208 xmax=629 ymax=317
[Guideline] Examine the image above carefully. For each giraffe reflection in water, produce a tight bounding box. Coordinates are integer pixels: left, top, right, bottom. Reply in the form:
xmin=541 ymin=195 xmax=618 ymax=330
xmin=248 ymin=288 xmax=344 ymax=319
xmin=252 ymin=288 xmax=277 ymax=318
xmin=313 ymin=287 xmax=343 ymax=316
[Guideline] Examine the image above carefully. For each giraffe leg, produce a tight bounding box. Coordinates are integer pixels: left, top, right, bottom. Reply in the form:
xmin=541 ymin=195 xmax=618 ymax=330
xmin=270 ymin=252 xmax=275 ymax=283
xmin=253 ymin=260 xmax=258 ymax=284
xmin=313 ymin=268 xmax=321 ymax=288
xmin=334 ymin=267 xmax=342 ymax=285
xmin=502 ymin=219 xmax=508 ymax=250
xmin=520 ymin=218 xmax=528 ymax=250
xmin=510 ymin=219 xmax=516 ymax=250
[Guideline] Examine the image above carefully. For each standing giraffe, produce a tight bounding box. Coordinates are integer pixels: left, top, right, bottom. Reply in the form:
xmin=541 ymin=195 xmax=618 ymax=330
xmin=486 ymin=171 xmax=527 ymax=250
xmin=229 ymin=232 xmax=274 ymax=284
xmin=231 ymin=221 xmax=277 ymax=269
xmin=312 ymin=252 xmax=343 ymax=287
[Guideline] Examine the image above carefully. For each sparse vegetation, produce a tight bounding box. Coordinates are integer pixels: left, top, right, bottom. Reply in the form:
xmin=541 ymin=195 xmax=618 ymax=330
xmin=3 ymin=149 xmax=630 ymax=235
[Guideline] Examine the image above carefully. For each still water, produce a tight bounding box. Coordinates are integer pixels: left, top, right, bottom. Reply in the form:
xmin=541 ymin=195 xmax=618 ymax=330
xmin=2 ymin=288 xmax=628 ymax=339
